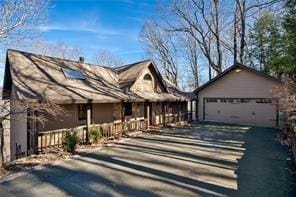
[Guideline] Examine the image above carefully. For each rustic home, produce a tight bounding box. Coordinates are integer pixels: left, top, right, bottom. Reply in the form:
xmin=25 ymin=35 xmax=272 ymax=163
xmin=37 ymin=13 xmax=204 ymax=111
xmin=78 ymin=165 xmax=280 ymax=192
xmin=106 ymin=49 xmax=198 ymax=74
xmin=2 ymin=49 xmax=193 ymax=162
xmin=194 ymin=63 xmax=281 ymax=128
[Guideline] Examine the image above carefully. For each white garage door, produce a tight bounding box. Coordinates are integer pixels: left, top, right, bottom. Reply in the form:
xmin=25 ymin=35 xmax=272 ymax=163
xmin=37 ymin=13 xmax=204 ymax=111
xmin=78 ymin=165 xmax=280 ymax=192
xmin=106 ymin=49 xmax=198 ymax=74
xmin=204 ymin=98 xmax=278 ymax=127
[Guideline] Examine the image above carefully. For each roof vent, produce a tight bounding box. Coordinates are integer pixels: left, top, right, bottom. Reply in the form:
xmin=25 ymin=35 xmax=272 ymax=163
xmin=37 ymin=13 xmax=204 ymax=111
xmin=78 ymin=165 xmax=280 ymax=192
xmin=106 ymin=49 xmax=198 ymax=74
xmin=79 ymin=57 xmax=84 ymax=63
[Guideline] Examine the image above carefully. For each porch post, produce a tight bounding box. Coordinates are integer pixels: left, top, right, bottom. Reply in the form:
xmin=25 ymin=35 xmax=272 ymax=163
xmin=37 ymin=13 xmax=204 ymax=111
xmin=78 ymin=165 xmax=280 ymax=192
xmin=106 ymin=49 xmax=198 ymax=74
xmin=147 ymin=103 xmax=150 ymax=130
xmin=190 ymin=100 xmax=193 ymax=122
xmin=178 ymin=103 xmax=181 ymax=122
xmin=195 ymin=99 xmax=198 ymax=121
xmin=163 ymin=102 xmax=166 ymax=127
xmin=86 ymin=104 xmax=91 ymax=143
xmin=33 ymin=111 xmax=38 ymax=154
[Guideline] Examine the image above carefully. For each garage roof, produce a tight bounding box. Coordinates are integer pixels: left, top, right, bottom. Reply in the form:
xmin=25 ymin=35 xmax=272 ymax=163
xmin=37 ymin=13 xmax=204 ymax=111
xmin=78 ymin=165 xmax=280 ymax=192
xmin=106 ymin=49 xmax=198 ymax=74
xmin=194 ymin=63 xmax=281 ymax=93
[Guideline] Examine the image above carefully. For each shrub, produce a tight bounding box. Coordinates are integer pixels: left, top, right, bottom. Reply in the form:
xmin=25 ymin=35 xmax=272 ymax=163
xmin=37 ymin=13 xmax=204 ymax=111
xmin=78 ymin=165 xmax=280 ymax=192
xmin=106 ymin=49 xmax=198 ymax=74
xmin=62 ymin=130 xmax=79 ymax=152
xmin=89 ymin=126 xmax=102 ymax=143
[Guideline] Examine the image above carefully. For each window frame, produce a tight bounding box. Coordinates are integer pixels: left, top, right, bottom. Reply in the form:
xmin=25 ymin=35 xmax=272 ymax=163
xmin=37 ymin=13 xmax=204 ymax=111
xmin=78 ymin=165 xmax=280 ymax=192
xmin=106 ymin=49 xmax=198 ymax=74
xmin=143 ymin=74 xmax=152 ymax=81
xmin=62 ymin=68 xmax=85 ymax=80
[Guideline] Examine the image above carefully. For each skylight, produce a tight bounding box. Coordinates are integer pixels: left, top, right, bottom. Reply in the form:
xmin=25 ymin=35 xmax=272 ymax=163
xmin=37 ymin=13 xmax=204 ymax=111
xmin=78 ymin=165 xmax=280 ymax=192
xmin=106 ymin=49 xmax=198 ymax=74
xmin=62 ymin=68 xmax=85 ymax=79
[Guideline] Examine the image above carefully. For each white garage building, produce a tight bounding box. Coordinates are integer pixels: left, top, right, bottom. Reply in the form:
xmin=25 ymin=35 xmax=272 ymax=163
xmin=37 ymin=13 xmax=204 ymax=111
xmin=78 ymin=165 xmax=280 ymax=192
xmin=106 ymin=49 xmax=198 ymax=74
xmin=194 ymin=64 xmax=281 ymax=128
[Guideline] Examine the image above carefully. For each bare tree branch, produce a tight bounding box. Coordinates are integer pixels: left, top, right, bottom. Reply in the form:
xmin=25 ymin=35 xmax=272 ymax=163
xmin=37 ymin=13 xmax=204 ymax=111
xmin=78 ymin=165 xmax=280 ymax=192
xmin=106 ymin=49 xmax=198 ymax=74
xmin=140 ymin=20 xmax=179 ymax=86
xmin=92 ymin=49 xmax=124 ymax=67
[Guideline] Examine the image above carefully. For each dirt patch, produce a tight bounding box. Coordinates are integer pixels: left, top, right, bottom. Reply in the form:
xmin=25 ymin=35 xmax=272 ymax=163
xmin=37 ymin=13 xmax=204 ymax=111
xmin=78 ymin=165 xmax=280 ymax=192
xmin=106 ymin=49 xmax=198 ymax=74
xmin=0 ymin=149 xmax=72 ymax=179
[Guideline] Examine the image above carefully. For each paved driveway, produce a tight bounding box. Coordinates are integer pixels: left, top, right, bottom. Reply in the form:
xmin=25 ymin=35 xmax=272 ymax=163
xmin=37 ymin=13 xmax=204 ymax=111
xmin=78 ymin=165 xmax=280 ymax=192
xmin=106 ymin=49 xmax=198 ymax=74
xmin=1 ymin=123 xmax=295 ymax=196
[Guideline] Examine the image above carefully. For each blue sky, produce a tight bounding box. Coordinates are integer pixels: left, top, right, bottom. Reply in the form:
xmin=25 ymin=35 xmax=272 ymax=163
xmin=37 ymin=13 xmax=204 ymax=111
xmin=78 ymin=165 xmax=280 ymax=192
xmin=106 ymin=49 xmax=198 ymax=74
xmin=39 ymin=0 xmax=159 ymax=63
xmin=0 ymin=0 xmax=160 ymax=85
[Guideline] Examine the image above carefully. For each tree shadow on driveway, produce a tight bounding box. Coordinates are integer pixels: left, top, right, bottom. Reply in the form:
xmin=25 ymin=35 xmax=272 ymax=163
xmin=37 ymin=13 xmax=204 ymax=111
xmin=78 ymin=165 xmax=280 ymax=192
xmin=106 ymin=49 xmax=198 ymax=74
xmin=1 ymin=122 xmax=295 ymax=196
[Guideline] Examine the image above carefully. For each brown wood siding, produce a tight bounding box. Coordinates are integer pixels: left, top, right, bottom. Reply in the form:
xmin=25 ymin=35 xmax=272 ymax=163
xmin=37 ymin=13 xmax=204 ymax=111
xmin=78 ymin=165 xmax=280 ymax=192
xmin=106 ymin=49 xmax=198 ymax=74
xmin=92 ymin=103 xmax=113 ymax=124
xmin=39 ymin=104 xmax=82 ymax=132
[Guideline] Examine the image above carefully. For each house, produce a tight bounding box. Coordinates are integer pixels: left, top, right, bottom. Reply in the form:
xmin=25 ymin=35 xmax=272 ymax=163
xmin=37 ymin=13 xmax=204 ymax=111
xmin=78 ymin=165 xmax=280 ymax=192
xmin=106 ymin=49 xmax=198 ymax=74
xmin=194 ymin=63 xmax=281 ymax=128
xmin=2 ymin=49 xmax=193 ymax=162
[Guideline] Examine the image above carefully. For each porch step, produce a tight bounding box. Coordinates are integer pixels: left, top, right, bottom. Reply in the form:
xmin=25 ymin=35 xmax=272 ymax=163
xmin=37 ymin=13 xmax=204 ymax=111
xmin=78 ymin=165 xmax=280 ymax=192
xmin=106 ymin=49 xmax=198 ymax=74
xmin=126 ymin=131 xmax=143 ymax=137
xmin=148 ymin=125 xmax=164 ymax=130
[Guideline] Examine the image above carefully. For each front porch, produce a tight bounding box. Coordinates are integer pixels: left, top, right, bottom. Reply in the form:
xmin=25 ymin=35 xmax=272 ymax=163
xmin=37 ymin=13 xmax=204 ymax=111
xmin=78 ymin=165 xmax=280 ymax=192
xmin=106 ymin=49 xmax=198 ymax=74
xmin=29 ymin=101 xmax=193 ymax=154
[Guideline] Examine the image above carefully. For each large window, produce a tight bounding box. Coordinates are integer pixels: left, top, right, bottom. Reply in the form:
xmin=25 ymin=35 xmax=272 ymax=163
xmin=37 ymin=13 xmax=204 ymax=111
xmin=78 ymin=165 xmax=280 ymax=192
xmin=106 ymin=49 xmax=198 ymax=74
xmin=124 ymin=103 xmax=132 ymax=116
xmin=62 ymin=68 xmax=85 ymax=79
xmin=78 ymin=104 xmax=87 ymax=120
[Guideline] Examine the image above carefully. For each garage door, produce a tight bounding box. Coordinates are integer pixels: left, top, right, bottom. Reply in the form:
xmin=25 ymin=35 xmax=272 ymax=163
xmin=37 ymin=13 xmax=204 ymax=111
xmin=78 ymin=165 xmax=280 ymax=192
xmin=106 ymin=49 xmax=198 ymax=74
xmin=204 ymin=98 xmax=278 ymax=127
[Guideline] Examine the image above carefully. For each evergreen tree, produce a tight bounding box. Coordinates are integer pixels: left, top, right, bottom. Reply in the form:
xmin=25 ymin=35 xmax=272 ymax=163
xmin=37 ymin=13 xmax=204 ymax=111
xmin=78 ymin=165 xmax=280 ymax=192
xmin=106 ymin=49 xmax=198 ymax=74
xmin=280 ymin=0 xmax=296 ymax=79
xmin=247 ymin=11 xmax=282 ymax=75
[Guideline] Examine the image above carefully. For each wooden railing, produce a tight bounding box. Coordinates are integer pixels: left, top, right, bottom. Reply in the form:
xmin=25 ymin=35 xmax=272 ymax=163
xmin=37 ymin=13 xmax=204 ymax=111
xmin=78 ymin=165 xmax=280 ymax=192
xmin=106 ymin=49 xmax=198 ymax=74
xmin=37 ymin=112 xmax=190 ymax=152
xmin=164 ymin=113 xmax=189 ymax=124
xmin=37 ymin=119 xmax=148 ymax=152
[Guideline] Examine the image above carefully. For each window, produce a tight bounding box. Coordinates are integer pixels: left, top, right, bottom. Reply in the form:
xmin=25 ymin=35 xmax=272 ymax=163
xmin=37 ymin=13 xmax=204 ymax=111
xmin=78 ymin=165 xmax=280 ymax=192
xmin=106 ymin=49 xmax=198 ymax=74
xmin=143 ymin=74 xmax=152 ymax=81
xmin=228 ymin=98 xmax=234 ymax=103
xmin=78 ymin=104 xmax=87 ymax=120
xmin=62 ymin=68 xmax=85 ymax=79
xmin=256 ymin=98 xmax=272 ymax=103
xmin=206 ymin=98 xmax=218 ymax=102
xmin=220 ymin=98 xmax=227 ymax=103
xmin=124 ymin=103 xmax=132 ymax=116
xmin=239 ymin=98 xmax=250 ymax=103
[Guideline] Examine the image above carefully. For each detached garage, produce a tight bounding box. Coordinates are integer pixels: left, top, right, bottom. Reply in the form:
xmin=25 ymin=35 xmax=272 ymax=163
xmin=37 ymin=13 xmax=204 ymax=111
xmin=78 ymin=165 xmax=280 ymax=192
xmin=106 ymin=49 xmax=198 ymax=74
xmin=194 ymin=63 xmax=281 ymax=128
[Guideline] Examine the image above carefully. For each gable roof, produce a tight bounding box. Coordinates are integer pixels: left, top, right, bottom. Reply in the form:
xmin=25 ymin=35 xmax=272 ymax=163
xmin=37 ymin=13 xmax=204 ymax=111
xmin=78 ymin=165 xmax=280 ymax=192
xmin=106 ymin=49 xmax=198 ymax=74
xmin=194 ymin=63 xmax=281 ymax=93
xmin=3 ymin=49 xmax=189 ymax=103
xmin=115 ymin=59 xmax=167 ymax=92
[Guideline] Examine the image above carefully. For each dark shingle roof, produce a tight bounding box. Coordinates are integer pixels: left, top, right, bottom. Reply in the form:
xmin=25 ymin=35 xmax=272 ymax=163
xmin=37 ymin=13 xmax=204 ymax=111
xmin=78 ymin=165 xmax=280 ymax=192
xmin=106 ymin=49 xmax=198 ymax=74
xmin=3 ymin=49 xmax=190 ymax=103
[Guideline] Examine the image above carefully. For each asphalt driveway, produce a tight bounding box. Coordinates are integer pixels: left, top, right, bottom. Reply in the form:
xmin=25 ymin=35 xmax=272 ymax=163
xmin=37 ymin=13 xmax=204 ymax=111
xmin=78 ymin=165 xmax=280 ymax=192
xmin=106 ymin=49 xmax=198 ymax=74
xmin=1 ymin=122 xmax=295 ymax=196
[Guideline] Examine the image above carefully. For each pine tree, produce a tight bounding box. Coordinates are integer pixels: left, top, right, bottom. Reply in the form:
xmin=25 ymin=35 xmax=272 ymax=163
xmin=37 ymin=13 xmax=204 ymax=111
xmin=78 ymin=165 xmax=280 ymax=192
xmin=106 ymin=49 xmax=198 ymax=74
xmin=247 ymin=11 xmax=282 ymax=75
xmin=281 ymin=0 xmax=296 ymax=79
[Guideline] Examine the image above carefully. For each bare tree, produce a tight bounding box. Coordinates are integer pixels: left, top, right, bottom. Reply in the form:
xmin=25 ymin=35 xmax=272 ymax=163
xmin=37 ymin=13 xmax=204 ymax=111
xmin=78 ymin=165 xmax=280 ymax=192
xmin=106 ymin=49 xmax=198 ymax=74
xmin=0 ymin=98 xmax=65 ymax=167
xmin=0 ymin=0 xmax=54 ymax=167
xmin=0 ymin=0 xmax=48 ymax=43
xmin=92 ymin=49 xmax=124 ymax=67
xmin=31 ymin=40 xmax=83 ymax=61
xmin=140 ymin=20 xmax=179 ymax=86
xmin=233 ymin=4 xmax=239 ymax=64
xmin=235 ymin=0 xmax=247 ymax=64
xmin=167 ymin=0 xmax=224 ymax=74
xmin=181 ymin=34 xmax=200 ymax=89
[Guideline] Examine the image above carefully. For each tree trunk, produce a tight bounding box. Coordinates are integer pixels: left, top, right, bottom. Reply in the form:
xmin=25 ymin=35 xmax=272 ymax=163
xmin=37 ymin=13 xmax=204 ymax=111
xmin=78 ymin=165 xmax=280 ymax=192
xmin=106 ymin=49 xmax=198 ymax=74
xmin=209 ymin=64 xmax=212 ymax=80
xmin=214 ymin=0 xmax=222 ymax=71
xmin=233 ymin=5 xmax=238 ymax=64
xmin=239 ymin=0 xmax=246 ymax=64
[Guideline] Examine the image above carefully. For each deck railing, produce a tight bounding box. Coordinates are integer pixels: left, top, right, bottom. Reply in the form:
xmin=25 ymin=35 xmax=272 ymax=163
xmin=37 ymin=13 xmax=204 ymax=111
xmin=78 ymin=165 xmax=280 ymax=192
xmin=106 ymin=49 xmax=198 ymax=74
xmin=37 ymin=119 xmax=148 ymax=152
xmin=37 ymin=112 xmax=190 ymax=152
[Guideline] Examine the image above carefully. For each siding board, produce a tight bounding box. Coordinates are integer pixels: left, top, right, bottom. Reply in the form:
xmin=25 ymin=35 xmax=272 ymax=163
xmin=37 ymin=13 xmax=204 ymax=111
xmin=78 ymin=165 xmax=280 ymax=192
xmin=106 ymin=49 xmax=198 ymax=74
xmin=198 ymin=69 xmax=280 ymax=127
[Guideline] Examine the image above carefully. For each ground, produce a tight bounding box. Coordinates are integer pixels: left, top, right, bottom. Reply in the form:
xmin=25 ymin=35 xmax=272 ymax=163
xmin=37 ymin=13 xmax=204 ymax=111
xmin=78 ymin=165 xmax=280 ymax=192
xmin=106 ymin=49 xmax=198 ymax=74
xmin=0 ymin=122 xmax=295 ymax=196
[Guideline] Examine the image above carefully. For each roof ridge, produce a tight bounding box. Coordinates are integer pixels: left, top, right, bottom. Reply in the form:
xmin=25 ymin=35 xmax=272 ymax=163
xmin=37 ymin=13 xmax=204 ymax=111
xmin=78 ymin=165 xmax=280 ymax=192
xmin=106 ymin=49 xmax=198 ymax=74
xmin=7 ymin=49 xmax=115 ymax=70
xmin=115 ymin=59 xmax=152 ymax=70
